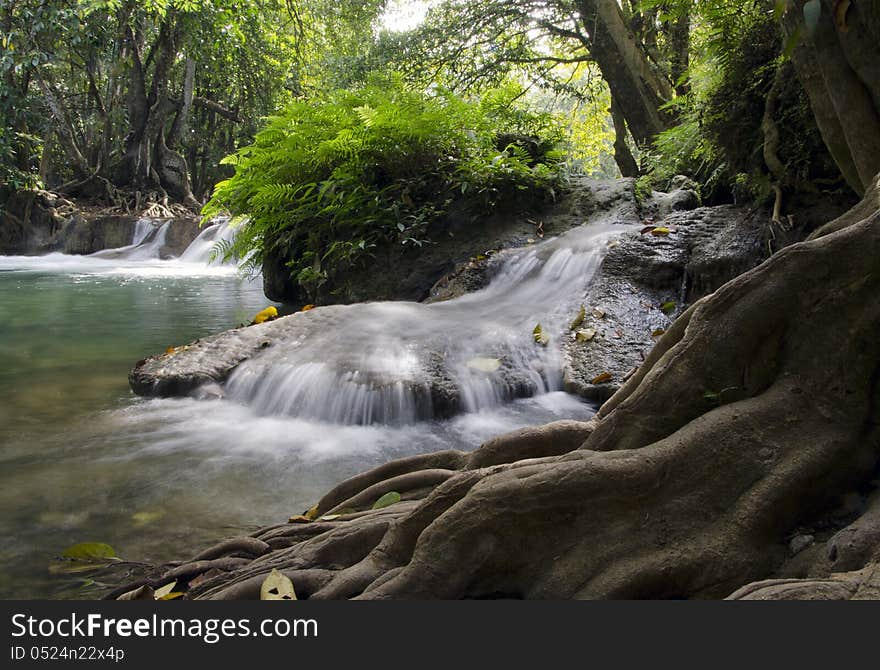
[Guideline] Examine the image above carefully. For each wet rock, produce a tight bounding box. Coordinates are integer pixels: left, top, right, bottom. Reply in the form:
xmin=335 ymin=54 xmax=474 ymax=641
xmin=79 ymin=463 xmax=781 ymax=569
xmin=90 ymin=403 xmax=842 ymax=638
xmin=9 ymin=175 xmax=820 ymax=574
xmin=263 ymin=177 xmax=639 ymax=305
xmin=789 ymin=534 xmax=815 ymax=556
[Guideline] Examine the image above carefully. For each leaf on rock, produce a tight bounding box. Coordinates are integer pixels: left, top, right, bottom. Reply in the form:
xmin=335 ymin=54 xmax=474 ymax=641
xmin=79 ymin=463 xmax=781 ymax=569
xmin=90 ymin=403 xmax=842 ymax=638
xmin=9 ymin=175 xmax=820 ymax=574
xmin=591 ymin=307 xmax=606 ymax=319
xmin=61 ymin=542 xmax=117 ymax=562
xmin=260 ymin=569 xmax=297 ymax=601
xmin=252 ymin=306 xmax=278 ymax=324
xmin=153 ymin=581 xmax=177 ymax=599
xmin=319 ymin=514 xmax=342 ymax=521
xmin=660 ymin=301 xmax=676 ymax=314
xmin=650 ymin=227 xmax=671 ymax=236
xmin=651 ymin=328 xmax=666 ymax=338
xmin=575 ymin=328 xmax=596 ymax=342
xmin=467 ymin=357 xmax=502 ymax=373
xmin=590 ymin=372 xmax=613 ymax=384
xmin=158 ymin=592 xmax=185 ymax=601
xmin=300 ymin=304 xmax=315 ymax=312
xmin=288 ymin=515 xmax=312 ymax=524
xmin=117 ymin=585 xmax=155 ymax=601
xmin=533 ymin=323 xmax=550 ymax=346
xmin=304 ymin=504 xmax=320 ymax=520
xmin=569 ymin=304 xmax=586 ymax=330
xmin=372 ymin=491 xmax=401 ymax=510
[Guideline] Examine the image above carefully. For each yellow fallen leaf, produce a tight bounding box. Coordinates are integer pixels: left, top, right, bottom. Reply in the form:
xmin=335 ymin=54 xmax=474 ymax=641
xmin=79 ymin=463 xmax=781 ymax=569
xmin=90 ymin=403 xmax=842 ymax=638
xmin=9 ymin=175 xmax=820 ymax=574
xmin=158 ymin=592 xmax=185 ymax=601
xmin=660 ymin=301 xmax=676 ymax=314
xmin=300 ymin=304 xmax=315 ymax=312
xmin=533 ymin=323 xmax=550 ymax=346
xmin=165 ymin=346 xmax=177 ymax=355
xmin=570 ymin=305 xmax=586 ymax=331
xmin=650 ymin=227 xmax=671 ymax=236
xmin=590 ymin=372 xmax=613 ymax=384
xmin=651 ymin=328 xmax=666 ymax=338
xmin=304 ymin=504 xmax=320 ymax=520
xmin=252 ymin=306 xmax=278 ymax=324
xmin=153 ymin=581 xmax=177 ymax=599
xmin=287 ymin=515 xmax=312 ymax=524
xmin=575 ymin=328 xmax=596 ymax=342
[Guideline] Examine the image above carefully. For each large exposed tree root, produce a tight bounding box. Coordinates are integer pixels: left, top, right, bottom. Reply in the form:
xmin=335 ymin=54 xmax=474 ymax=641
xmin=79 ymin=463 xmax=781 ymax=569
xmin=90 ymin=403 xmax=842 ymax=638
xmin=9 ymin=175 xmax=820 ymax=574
xmin=111 ymin=177 xmax=880 ymax=600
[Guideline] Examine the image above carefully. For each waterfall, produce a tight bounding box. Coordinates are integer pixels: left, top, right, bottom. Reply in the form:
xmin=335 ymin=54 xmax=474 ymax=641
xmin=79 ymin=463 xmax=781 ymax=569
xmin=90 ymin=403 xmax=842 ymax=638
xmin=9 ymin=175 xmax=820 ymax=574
xmin=223 ymin=222 xmax=619 ymax=425
xmin=178 ymin=217 xmax=237 ymax=264
xmin=89 ymin=218 xmax=170 ymax=260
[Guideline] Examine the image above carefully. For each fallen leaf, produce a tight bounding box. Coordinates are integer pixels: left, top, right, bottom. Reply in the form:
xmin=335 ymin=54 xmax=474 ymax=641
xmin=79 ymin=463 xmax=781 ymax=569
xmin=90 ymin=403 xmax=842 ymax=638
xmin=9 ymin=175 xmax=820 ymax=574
xmin=834 ymin=0 xmax=850 ymax=32
xmin=61 ymin=542 xmax=117 ymax=562
xmin=590 ymin=372 xmax=613 ymax=384
xmin=165 ymin=346 xmax=176 ymax=355
xmin=651 ymin=328 xmax=666 ymax=338
xmin=300 ymin=304 xmax=315 ymax=312
xmin=372 ymin=491 xmax=402 ymax=510
xmin=158 ymin=592 xmax=185 ymax=601
xmin=287 ymin=515 xmax=312 ymax=524
xmin=319 ymin=514 xmax=342 ymax=521
xmin=252 ymin=306 xmax=278 ymax=324
xmin=117 ymin=585 xmax=154 ymax=601
xmin=475 ymin=254 xmax=487 ymax=261
xmin=660 ymin=301 xmax=676 ymax=314
xmin=467 ymin=357 xmax=502 ymax=373
xmin=650 ymin=227 xmax=671 ymax=236
xmin=533 ymin=323 xmax=550 ymax=346
xmin=154 ymin=581 xmax=177 ymax=599
xmin=575 ymin=328 xmax=596 ymax=342
xmin=260 ymin=569 xmax=297 ymax=600
xmin=304 ymin=504 xmax=320 ymax=520
xmin=591 ymin=307 xmax=606 ymax=319
xmin=569 ymin=304 xmax=586 ymax=330
xmin=639 ymin=225 xmax=655 ymax=235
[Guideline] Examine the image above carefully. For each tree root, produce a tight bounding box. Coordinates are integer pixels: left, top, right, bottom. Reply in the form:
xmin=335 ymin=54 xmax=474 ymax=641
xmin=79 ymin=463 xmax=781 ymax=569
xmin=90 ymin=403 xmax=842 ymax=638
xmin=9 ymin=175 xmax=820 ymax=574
xmin=111 ymin=176 xmax=880 ymax=600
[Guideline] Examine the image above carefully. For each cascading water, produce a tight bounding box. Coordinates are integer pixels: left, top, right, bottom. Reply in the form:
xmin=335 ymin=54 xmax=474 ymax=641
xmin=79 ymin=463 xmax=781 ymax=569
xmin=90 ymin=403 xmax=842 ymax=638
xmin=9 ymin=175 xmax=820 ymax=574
xmin=223 ymin=222 xmax=620 ymax=425
xmin=177 ymin=217 xmax=238 ymax=264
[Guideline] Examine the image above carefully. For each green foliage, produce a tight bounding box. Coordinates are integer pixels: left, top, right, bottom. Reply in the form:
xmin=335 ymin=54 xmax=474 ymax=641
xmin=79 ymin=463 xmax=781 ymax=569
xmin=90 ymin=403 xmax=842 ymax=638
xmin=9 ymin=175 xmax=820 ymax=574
xmin=204 ymin=75 xmax=566 ymax=295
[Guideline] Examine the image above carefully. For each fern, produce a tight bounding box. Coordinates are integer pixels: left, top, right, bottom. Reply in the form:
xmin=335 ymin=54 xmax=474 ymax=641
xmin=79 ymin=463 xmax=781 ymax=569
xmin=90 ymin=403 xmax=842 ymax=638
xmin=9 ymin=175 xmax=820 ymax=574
xmin=202 ymin=72 xmax=565 ymax=294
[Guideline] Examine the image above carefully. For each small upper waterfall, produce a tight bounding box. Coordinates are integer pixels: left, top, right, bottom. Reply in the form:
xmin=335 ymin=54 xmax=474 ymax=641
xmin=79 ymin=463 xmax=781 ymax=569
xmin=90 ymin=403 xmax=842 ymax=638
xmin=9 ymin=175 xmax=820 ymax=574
xmin=89 ymin=218 xmax=170 ymax=260
xmin=223 ymin=222 xmax=620 ymax=425
xmin=178 ymin=217 xmax=237 ymax=264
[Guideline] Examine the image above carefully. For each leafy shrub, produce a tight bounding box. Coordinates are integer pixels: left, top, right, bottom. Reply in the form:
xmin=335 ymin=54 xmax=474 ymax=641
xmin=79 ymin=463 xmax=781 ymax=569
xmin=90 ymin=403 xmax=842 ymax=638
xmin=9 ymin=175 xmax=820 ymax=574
xmin=203 ymin=74 xmax=566 ymax=291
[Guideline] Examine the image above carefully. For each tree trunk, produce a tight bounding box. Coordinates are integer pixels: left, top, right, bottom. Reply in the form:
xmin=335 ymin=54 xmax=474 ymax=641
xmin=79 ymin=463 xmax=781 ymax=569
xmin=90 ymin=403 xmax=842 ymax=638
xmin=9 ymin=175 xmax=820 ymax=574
xmin=576 ymin=0 xmax=674 ymax=147
xmin=610 ymin=96 xmax=640 ymax=177
xmin=110 ymin=175 xmax=880 ymax=601
xmin=783 ymin=0 xmax=880 ymax=195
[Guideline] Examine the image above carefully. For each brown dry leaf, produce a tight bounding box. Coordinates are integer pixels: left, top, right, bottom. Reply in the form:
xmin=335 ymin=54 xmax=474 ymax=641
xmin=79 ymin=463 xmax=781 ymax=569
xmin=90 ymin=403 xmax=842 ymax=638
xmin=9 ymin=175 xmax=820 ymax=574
xmin=304 ymin=504 xmax=320 ymax=520
xmin=300 ymin=304 xmax=315 ymax=312
xmin=590 ymin=372 xmax=613 ymax=384
xmin=287 ymin=515 xmax=312 ymax=524
xmin=165 ymin=346 xmax=176 ymax=355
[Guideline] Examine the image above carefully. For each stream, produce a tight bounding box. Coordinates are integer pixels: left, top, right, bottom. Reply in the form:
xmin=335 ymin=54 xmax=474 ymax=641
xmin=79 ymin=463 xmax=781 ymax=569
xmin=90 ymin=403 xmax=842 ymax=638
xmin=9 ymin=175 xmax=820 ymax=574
xmin=0 ymin=218 xmax=607 ymax=599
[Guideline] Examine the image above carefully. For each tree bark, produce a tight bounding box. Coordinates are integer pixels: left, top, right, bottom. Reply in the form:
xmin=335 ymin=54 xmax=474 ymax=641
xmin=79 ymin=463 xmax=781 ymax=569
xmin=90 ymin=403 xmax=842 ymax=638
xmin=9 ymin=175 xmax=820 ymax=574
xmin=610 ymin=96 xmax=640 ymax=177
xmin=576 ymin=0 xmax=674 ymax=147
xmin=783 ymin=0 xmax=880 ymax=195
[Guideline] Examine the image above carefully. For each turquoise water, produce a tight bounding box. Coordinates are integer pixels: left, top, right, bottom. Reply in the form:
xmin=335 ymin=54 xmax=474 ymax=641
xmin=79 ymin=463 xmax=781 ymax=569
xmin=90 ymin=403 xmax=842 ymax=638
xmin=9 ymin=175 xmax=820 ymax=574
xmin=0 ymin=253 xmax=594 ymax=599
